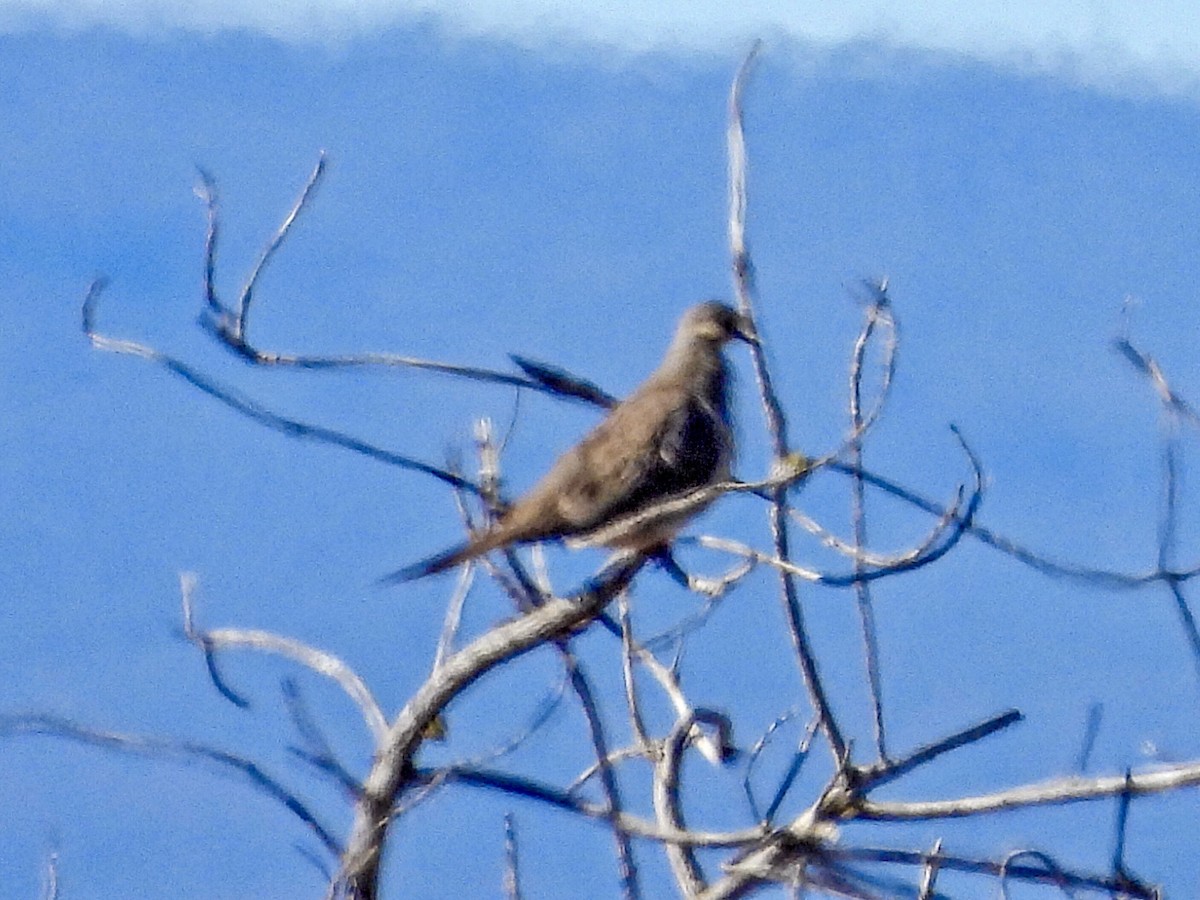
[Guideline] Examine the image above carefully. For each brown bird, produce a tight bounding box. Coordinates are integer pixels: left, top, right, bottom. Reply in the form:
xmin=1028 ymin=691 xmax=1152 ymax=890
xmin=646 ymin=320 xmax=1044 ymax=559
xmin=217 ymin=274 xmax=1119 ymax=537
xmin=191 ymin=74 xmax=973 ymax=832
xmin=385 ymin=301 xmax=756 ymax=582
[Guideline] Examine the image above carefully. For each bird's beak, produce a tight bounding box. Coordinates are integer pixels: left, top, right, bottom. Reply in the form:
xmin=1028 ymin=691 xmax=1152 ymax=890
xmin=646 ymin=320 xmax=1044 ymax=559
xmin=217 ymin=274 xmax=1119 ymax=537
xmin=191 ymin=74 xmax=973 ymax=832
xmin=734 ymin=313 xmax=760 ymax=346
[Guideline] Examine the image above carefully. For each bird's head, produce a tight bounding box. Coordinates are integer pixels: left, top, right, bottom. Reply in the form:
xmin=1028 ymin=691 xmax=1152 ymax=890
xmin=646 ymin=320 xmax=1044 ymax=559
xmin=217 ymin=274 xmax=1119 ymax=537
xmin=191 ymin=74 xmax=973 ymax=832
xmin=680 ymin=300 xmax=759 ymax=347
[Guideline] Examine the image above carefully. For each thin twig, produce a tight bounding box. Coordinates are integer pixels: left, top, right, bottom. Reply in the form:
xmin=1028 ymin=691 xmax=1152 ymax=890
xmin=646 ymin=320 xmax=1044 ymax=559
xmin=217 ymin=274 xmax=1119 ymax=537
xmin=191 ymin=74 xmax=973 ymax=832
xmin=1076 ymin=703 xmax=1103 ymax=773
xmin=1112 ymin=769 xmax=1133 ymax=880
xmin=917 ymin=839 xmax=943 ymax=900
xmin=433 ymin=564 xmax=475 ymax=673
xmin=1167 ymin=580 xmax=1200 ymax=684
xmin=420 ymin=766 xmax=767 ymax=847
xmin=85 ymin=280 xmax=482 ymax=496
xmin=195 ymin=168 xmax=221 ymax=317
xmin=617 ymin=591 xmax=651 ymax=753
xmin=787 ymin=499 xmax=965 ymax=569
xmin=819 ymin=845 xmax=1157 ymax=900
xmin=558 ymin=645 xmax=642 ymax=900
xmin=998 ymin=849 xmax=1068 ymax=900
xmin=848 ymin=285 xmax=896 ymax=762
xmin=282 ymin=677 xmax=362 ymax=797
xmin=655 ymin=711 xmax=733 ymax=897
xmin=1114 ymin=337 xmax=1200 ymax=428
xmin=857 ymin=760 xmax=1200 ymax=820
xmin=727 ymin=41 xmax=847 ymax=768
xmin=0 ymin=715 xmax=342 ymax=857
xmin=620 ymin=626 xmax=728 ymax=767
xmin=181 ymin=575 xmax=388 ymax=742
xmin=40 ymin=848 xmax=59 ymax=900
xmin=192 ymin=165 xmax=626 ymax=410
xmin=743 ymin=711 xmax=810 ymax=823
xmin=762 ymin=722 xmax=821 ymax=826
xmin=699 ymin=467 xmax=979 ymax=588
xmin=857 ymin=708 xmax=1023 ymax=792
xmin=503 ymin=813 xmax=522 ymax=900
xmin=462 ymin=674 xmax=573 ymax=772
xmin=236 ymin=153 xmax=327 ymax=339
xmin=1147 ymin=355 xmax=1200 ymax=683
xmin=825 ymin=459 xmax=1200 ymax=589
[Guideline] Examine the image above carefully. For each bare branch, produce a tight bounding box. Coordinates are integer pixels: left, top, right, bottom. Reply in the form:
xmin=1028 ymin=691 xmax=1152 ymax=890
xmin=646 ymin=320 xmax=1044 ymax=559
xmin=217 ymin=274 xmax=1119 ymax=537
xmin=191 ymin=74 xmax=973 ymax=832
xmin=421 ymin=765 xmax=768 ymax=847
xmin=282 ymin=678 xmax=362 ymax=797
xmin=1114 ymin=337 xmax=1200 ymax=428
xmin=617 ymin=591 xmax=652 ymax=754
xmin=568 ymin=745 xmax=659 ymax=795
xmin=761 ymin=722 xmax=820 ymax=826
xmin=194 ymin=168 xmax=222 ymax=317
xmin=0 ymin=714 xmax=342 ymax=858
xmin=857 ymin=760 xmax=1200 ymax=820
xmin=857 ymin=708 xmax=1023 ymax=791
xmin=84 ymin=279 xmax=482 ymax=495
xmin=727 ymin=43 xmax=846 ymax=769
xmin=432 ymin=564 xmax=475 ymax=673
xmin=655 ymin=711 xmax=735 ymax=897
xmin=40 ymin=848 xmax=59 ymax=900
xmin=338 ymin=557 xmax=645 ymax=900
xmin=181 ymin=576 xmax=388 ymax=743
xmin=503 ymin=813 xmax=522 ymax=900
xmin=743 ymin=711 xmax=812 ymax=823
xmin=847 ymin=281 xmax=899 ymax=442
xmin=558 ymin=645 xmax=642 ymax=900
xmin=614 ymin=616 xmax=729 ymax=767
xmin=822 ymin=846 xmax=1157 ymax=899
xmin=236 ymin=152 xmax=327 ymax=339
xmin=846 ymin=285 xmax=899 ymax=761
xmin=826 ymin=460 xmax=1200 ymax=589
xmin=917 ymin=839 xmax=943 ymax=900
xmin=698 ymin=434 xmax=982 ymax=588
xmin=1111 ymin=769 xmax=1134 ymax=883
xmin=787 ymin=485 xmax=966 ymax=570
xmin=1167 ymin=580 xmax=1200 ymax=687
xmin=1076 ymin=702 xmax=1104 ymax=773
xmin=998 ymin=849 xmax=1072 ymax=900
xmin=191 ymin=164 xmax=627 ymax=409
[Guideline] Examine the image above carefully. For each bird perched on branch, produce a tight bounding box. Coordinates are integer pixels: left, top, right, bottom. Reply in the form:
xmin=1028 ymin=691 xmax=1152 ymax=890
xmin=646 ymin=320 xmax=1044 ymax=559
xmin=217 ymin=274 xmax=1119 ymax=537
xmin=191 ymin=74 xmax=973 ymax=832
xmin=385 ymin=301 xmax=757 ymax=582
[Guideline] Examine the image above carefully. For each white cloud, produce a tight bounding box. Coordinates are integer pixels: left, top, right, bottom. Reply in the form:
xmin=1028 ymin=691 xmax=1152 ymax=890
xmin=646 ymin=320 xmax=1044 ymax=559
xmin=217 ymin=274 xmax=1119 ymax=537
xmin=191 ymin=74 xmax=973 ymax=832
xmin=4 ymin=0 xmax=1200 ymax=96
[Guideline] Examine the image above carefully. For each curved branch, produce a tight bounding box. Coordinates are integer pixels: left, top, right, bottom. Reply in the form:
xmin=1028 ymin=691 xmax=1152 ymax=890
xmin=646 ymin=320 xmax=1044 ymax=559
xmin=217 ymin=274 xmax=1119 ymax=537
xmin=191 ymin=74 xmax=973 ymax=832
xmin=418 ymin=766 xmax=767 ymax=847
xmin=83 ymin=279 xmax=482 ymax=495
xmin=827 ymin=458 xmax=1200 ymax=589
xmin=654 ymin=710 xmax=735 ymax=896
xmin=181 ymin=574 xmax=388 ymax=742
xmin=0 ymin=714 xmax=341 ymax=857
xmin=699 ymin=467 xmax=979 ymax=589
xmin=198 ymin=153 xmax=328 ymax=345
xmin=195 ymin=163 xmax=617 ymax=409
xmin=338 ymin=556 xmax=645 ymax=900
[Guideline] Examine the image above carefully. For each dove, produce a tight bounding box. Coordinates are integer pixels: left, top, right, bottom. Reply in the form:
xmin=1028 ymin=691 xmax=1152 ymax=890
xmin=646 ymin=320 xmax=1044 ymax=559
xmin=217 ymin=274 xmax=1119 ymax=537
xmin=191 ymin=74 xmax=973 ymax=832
xmin=386 ymin=301 xmax=755 ymax=582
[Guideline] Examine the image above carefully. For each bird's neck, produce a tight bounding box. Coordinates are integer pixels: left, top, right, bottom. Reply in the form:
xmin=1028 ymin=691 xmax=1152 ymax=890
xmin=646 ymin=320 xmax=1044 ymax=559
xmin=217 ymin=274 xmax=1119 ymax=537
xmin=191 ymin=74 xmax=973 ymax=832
xmin=659 ymin=338 xmax=731 ymax=418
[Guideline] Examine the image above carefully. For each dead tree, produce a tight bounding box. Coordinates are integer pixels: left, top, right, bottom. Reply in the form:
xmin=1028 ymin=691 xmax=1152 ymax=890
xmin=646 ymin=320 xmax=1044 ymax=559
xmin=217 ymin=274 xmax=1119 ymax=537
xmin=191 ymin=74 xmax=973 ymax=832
xmin=8 ymin=45 xmax=1200 ymax=900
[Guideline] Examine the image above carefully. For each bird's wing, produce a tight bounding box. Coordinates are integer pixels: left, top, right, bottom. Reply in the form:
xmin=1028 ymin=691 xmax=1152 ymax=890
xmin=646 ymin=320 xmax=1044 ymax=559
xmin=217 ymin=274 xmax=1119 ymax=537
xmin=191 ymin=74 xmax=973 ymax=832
xmin=546 ymin=382 xmax=730 ymax=533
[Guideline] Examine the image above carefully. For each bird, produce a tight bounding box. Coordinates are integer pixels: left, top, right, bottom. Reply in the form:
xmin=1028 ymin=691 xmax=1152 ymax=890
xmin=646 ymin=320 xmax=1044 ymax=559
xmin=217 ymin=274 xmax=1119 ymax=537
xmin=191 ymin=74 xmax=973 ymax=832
xmin=384 ymin=301 xmax=756 ymax=582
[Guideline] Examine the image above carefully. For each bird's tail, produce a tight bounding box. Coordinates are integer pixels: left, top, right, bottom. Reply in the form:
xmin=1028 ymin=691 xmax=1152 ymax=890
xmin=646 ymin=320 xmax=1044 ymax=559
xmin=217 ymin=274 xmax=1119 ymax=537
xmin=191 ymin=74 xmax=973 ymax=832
xmin=378 ymin=529 xmax=512 ymax=584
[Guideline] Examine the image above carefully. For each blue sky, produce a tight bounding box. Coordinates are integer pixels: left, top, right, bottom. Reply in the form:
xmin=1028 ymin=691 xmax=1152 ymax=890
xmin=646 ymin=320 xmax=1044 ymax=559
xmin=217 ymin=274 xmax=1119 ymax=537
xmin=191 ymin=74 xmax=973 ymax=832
xmin=3 ymin=3 xmax=1200 ymax=898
